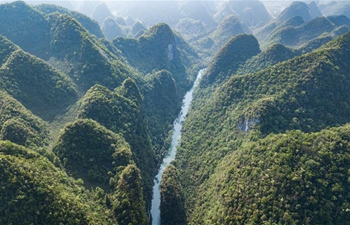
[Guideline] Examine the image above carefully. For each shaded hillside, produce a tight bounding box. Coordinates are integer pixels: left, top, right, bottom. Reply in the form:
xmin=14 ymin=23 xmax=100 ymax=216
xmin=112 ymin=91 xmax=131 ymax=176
xmin=255 ymin=16 xmax=305 ymax=42
xmin=102 ymin=17 xmax=126 ymax=41
xmin=195 ymin=14 xmax=250 ymax=56
xmin=0 ymin=1 xmax=136 ymax=92
xmin=0 ymin=92 xmax=48 ymax=148
xmin=0 ymin=1 xmax=51 ymax=59
xmin=276 ymin=1 xmax=313 ymax=24
xmin=143 ymin=70 xmax=180 ymax=153
xmin=0 ymin=48 xmax=78 ymax=120
xmin=35 ymin=3 xmax=104 ymax=38
xmin=160 ymin=164 xmax=187 ymax=225
xmin=214 ymin=0 xmax=271 ymax=27
xmin=90 ymin=2 xmax=114 ymax=25
xmin=201 ymin=34 xmax=260 ymax=87
xmin=53 ymin=119 xmax=132 ymax=189
xmin=238 ymin=43 xmax=298 ymax=75
xmin=77 ymin=83 xmax=156 ymax=203
xmin=113 ymin=23 xmax=196 ymax=95
xmin=174 ymin=32 xmax=350 ymax=223
xmin=263 ymin=16 xmax=350 ymax=49
xmin=0 ymin=140 xmax=116 ymax=224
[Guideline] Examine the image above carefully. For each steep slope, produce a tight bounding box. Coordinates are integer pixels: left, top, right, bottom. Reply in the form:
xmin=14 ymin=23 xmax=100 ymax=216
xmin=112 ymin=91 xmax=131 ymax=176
xmin=0 ymin=140 xmax=116 ymax=224
xmin=263 ymin=16 xmax=350 ymax=49
xmin=174 ymin=32 xmax=350 ymax=223
xmin=0 ymin=35 xmax=19 ymax=64
xmin=201 ymin=34 xmax=260 ymax=87
xmin=276 ymin=1 xmax=313 ymax=25
xmin=195 ymin=14 xmax=250 ymax=55
xmin=0 ymin=48 xmax=78 ymax=121
xmin=0 ymin=1 xmax=136 ymax=93
xmin=238 ymin=43 xmax=298 ymax=75
xmin=53 ymin=119 xmax=132 ymax=189
xmin=90 ymin=2 xmax=114 ymax=25
xmin=113 ymin=23 xmax=196 ymax=95
xmin=143 ymin=70 xmax=180 ymax=153
xmin=77 ymin=82 xmax=156 ymax=203
xmin=0 ymin=92 xmax=48 ymax=148
xmin=214 ymin=0 xmax=271 ymax=27
xmin=102 ymin=17 xmax=126 ymax=40
xmin=48 ymin=12 xmax=133 ymax=91
xmin=255 ymin=16 xmax=305 ymax=42
xmin=0 ymin=1 xmax=51 ymax=59
xmin=255 ymin=1 xmax=321 ymax=43
xmin=192 ymin=126 xmax=350 ymax=224
xmin=35 ymin=3 xmax=104 ymax=38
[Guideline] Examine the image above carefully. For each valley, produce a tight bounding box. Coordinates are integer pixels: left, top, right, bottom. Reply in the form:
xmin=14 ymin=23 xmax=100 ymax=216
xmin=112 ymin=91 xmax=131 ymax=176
xmin=1 ymin=0 xmax=350 ymax=224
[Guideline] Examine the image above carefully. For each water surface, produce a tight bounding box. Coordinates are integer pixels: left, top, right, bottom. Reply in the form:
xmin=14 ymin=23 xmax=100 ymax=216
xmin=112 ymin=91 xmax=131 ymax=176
xmin=150 ymin=69 xmax=204 ymax=225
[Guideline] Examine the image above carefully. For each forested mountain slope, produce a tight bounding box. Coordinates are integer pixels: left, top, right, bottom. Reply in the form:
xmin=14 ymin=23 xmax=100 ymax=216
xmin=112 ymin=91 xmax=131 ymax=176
xmin=0 ymin=1 xmax=196 ymax=223
xmin=113 ymin=23 xmax=198 ymax=96
xmin=0 ymin=1 xmax=135 ymax=92
xmin=172 ymin=32 xmax=350 ymax=224
xmin=263 ymin=16 xmax=350 ymax=49
xmin=0 ymin=141 xmax=117 ymax=224
xmin=0 ymin=42 xmax=78 ymax=120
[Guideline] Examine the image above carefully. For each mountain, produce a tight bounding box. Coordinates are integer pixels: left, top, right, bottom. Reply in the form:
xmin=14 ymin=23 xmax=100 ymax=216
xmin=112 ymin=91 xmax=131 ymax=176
xmin=53 ymin=118 xmax=133 ymax=188
xmin=173 ymin=31 xmax=350 ymax=223
xmin=0 ymin=92 xmax=48 ymax=148
xmin=143 ymin=70 xmax=180 ymax=153
xmin=191 ymin=126 xmax=350 ymax=224
xmin=255 ymin=15 xmax=305 ymax=42
xmin=113 ymin=23 xmax=197 ymax=95
xmin=237 ymin=43 xmax=297 ymax=75
xmin=0 ymin=140 xmax=116 ymax=224
xmin=201 ymin=34 xmax=260 ymax=87
xmin=34 ymin=3 xmax=104 ymax=38
xmin=178 ymin=0 xmax=215 ymax=27
xmin=131 ymin=21 xmax=147 ymax=37
xmin=102 ymin=17 xmax=126 ymax=41
xmin=196 ymin=14 xmax=251 ymax=55
xmin=0 ymin=46 xmax=78 ymax=121
xmin=308 ymin=1 xmax=322 ymax=19
xmin=0 ymin=1 xmax=136 ymax=93
xmin=176 ymin=18 xmax=206 ymax=38
xmin=0 ymin=1 xmax=51 ymax=59
xmin=276 ymin=1 xmax=313 ymax=25
xmin=214 ymin=0 xmax=271 ymax=28
xmin=321 ymin=1 xmax=350 ymax=19
xmin=90 ymin=2 xmax=114 ymax=25
xmin=255 ymin=1 xmax=322 ymax=43
xmin=77 ymin=82 xmax=156 ymax=203
xmin=262 ymin=16 xmax=350 ymax=49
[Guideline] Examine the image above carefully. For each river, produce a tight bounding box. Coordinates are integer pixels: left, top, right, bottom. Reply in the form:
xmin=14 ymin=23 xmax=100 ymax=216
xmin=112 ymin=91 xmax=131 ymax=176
xmin=150 ymin=69 xmax=204 ymax=225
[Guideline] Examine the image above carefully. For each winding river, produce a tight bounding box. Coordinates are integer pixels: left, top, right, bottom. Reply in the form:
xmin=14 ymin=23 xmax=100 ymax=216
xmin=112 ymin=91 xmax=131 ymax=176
xmin=150 ymin=69 xmax=204 ymax=225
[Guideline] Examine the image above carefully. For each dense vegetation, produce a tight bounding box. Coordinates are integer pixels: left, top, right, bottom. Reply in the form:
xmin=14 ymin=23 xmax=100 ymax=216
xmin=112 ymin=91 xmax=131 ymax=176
xmin=77 ymin=82 xmax=156 ymax=202
xmin=0 ymin=92 xmax=48 ymax=148
xmin=192 ymin=126 xmax=350 ymax=224
xmin=0 ymin=140 xmax=116 ymax=224
xmin=52 ymin=119 xmax=131 ymax=189
xmin=3 ymin=0 xmax=350 ymax=224
xmin=0 ymin=48 xmax=77 ymax=120
xmin=173 ymin=31 xmax=350 ymax=223
xmin=0 ymin=1 xmax=195 ymax=222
